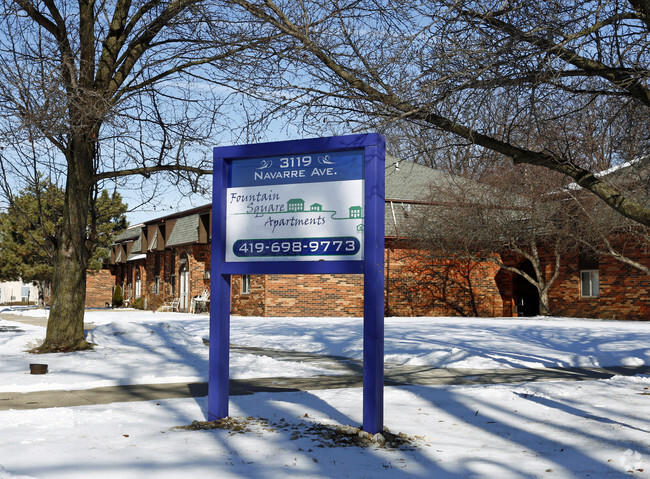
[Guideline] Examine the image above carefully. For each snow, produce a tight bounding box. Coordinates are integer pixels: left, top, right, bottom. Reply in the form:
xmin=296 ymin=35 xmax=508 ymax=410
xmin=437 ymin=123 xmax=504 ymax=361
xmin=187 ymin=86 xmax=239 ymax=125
xmin=1 ymin=310 xmax=649 ymax=478
xmin=563 ymin=154 xmax=648 ymax=190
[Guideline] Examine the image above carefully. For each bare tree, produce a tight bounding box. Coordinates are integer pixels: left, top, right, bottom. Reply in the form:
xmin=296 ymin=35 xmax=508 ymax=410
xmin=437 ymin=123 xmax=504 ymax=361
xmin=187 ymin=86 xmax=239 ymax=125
xmin=388 ymin=249 xmax=493 ymax=317
xmin=564 ymin=158 xmax=650 ymax=275
xmin=225 ymin=0 xmax=650 ymax=226
xmin=0 ymin=0 xmax=260 ymax=352
xmin=413 ymin=165 xmax=576 ymax=316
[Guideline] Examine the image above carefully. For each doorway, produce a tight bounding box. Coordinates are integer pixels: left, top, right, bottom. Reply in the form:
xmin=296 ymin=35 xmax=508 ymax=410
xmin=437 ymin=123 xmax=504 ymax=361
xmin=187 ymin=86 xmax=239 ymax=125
xmin=513 ymin=260 xmax=540 ymax=316
xmin=179 ymin=254 xmax=190 ymax=311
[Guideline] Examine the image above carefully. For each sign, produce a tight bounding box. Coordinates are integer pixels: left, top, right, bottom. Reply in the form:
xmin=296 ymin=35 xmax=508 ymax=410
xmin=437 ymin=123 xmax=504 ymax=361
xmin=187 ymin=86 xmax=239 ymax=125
xmin=210 ymin=133 xmax=385 ymax=434
xmin=226 ymin=150 xmax=365 ymax=262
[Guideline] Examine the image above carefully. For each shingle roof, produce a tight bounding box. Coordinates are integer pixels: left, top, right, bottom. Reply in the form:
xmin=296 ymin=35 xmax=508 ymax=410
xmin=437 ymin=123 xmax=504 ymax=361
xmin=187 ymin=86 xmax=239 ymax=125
xmin=126 ymin=235 xmax=143 ymax=259
xmin=114 ymin=225 xmax=142 ymax=243
xmin=386 ymin=156 xmax=445 ymax=202
xmin=165 ymin=214 xmax=200 ymax=246
xmin=384 ymin=156 xmax=490 ymax=237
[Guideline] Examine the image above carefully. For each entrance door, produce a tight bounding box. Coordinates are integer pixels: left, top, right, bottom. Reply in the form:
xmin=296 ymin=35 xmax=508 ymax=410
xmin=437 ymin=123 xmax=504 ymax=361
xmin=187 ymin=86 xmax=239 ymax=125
xmin=135 ymin=269 xmax=141 ymax=299
xmin=513 ymin=261 xmax=540 ymax=316
xmin=179 ymin=256 xmax=190 ymax=311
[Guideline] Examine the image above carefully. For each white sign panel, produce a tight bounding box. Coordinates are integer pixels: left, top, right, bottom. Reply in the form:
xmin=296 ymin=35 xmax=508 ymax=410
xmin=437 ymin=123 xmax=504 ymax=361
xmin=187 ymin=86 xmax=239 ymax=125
xmin=225 ymin=150 xmax=364 ymax=262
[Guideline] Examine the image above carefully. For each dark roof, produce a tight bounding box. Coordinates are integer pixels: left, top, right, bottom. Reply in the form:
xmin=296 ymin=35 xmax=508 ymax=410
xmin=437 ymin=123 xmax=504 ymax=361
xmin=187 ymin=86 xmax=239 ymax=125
xmin=114 ymin=225 xmax=143 ymax=243
xmin=126 ymin=235 xmax=144 ymax=261
xmin=384 ymin=156 xmax=498 ymax=237
xmin=385 ymin=156 xmax=450 ymax=202
xmin=166 ymin=214 xmax=200 ymax=247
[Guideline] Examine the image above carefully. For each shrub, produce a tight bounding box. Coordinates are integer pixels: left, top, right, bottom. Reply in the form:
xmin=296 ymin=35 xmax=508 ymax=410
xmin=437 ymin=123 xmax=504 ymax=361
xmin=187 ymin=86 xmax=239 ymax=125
xmin=132 ymin=297 xmax=146 ymax=310
xmin=113 ymin=284 xmax=123 ymax=307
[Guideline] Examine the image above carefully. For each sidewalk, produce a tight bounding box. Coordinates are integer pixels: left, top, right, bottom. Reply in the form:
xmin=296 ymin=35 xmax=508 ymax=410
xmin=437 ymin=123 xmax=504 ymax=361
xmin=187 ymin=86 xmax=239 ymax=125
xmin=0 ymin=312 xmax=95 ymax=330
xmin=2 ymin=361 xmax=648 ymax=411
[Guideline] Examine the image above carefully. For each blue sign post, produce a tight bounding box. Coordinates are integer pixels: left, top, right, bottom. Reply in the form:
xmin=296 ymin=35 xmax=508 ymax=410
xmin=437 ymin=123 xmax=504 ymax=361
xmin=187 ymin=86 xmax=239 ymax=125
xmin=210 ymin=133 xmax=385 ymax=433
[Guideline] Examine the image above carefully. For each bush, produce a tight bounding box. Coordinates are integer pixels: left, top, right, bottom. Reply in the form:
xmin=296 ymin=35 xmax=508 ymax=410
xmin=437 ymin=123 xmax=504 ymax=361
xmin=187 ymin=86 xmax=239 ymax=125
xmin=132 ymin=297 xmax=146 ymax=310
xmin=113 ymin=284 xmax=123 ymax=307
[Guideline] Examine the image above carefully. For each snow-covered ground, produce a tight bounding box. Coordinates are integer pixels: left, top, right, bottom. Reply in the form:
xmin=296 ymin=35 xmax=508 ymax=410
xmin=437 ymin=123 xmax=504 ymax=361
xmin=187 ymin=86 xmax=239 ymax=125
xmin=0 ymin=309 xmax=649 ymax=478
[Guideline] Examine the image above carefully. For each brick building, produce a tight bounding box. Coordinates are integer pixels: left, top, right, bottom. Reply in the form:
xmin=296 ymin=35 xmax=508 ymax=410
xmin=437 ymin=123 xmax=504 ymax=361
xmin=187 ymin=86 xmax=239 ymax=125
xmin=110 ymin=206 xmax=211 ymax=312
xmin=105 ymin=158 xmax=650 ymax=320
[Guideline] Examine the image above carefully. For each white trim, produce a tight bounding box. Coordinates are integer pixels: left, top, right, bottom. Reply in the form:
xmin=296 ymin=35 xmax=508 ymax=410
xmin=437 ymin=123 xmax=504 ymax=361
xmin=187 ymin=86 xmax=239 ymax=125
xmin=580 ymin=269 xmax=599 ymax=298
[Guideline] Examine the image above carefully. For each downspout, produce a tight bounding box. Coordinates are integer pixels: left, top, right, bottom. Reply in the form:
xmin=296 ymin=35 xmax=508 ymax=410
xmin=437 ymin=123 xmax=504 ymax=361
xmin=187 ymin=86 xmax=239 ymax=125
xmin=390 ymin=201 xmax=398 ymax=236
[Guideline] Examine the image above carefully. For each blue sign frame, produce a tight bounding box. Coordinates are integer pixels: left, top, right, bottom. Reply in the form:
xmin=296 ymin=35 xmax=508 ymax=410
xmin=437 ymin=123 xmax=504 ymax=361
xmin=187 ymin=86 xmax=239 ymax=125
xmin=210 ymin=133 xmax=385 ymax=433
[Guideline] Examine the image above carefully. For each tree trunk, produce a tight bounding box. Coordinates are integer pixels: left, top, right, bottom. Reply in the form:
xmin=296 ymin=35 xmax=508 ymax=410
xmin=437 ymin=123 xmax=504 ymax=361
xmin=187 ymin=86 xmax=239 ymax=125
xmin=538 ymin=288 xmax=551 ymax=316
xmin=34 ymin=139 xmax=94 ymax=353
xmin=36 ymin=282 xmax=46 ymax=308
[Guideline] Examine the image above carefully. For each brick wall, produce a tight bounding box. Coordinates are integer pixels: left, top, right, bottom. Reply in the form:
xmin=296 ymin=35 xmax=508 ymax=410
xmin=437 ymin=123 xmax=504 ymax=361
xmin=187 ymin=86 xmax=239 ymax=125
xmin=263 ymin=274 xmax=364 ymax=317
xmin=549 ymin=248 xmax=650 ymax=321
xmin=190 ymin=244 xmax=211 ymax=300
xmin=229 ymin=244 xmax=511 ymax=318
xmin=141 ymin=251 xmax=170 ymax=311
xmin=225 ymin=244 xmax=649 ymax=320
xmin=386 ymin=245 xmax=508 ymax=317
xmin=231 ymin=275 xmax=266 ymax=316
xmin=85 ymin=268 xmax=115 ymax=308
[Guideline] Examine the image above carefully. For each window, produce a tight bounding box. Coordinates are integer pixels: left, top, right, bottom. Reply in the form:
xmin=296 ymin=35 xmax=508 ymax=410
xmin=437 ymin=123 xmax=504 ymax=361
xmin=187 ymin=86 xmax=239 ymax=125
xmin=153 ymin=276 xmax=160 ymax=295
xmin=580 ymin=270 xmax=599 ymax=298
xmin=579 ymin=251 xmax=599 ymax=298
xmin=241 ymin=275 xmax=251 ymax=295
xmin=134 ymin=270 xmax=141 ymax=299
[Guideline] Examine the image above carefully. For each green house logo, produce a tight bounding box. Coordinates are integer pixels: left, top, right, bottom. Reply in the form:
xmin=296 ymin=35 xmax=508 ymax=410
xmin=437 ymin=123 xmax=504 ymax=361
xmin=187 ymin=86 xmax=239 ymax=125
xmin=287 ymin=198 xmax=305 ymax=212
xmin=349 ymin=206 xmax=362 ymax=218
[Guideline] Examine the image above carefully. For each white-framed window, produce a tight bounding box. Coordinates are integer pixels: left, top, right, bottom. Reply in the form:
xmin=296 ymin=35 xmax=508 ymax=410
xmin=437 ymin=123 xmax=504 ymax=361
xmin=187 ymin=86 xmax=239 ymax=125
xmin=580 ymin=270 xmax=599 ymax=298
xmin=241 ymin=275 xmax=251 ymax=295
xmin=21 ymin=285 xmax=30 ymax=302
xmin=153 ymin=276 xmax=160 ymax=295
